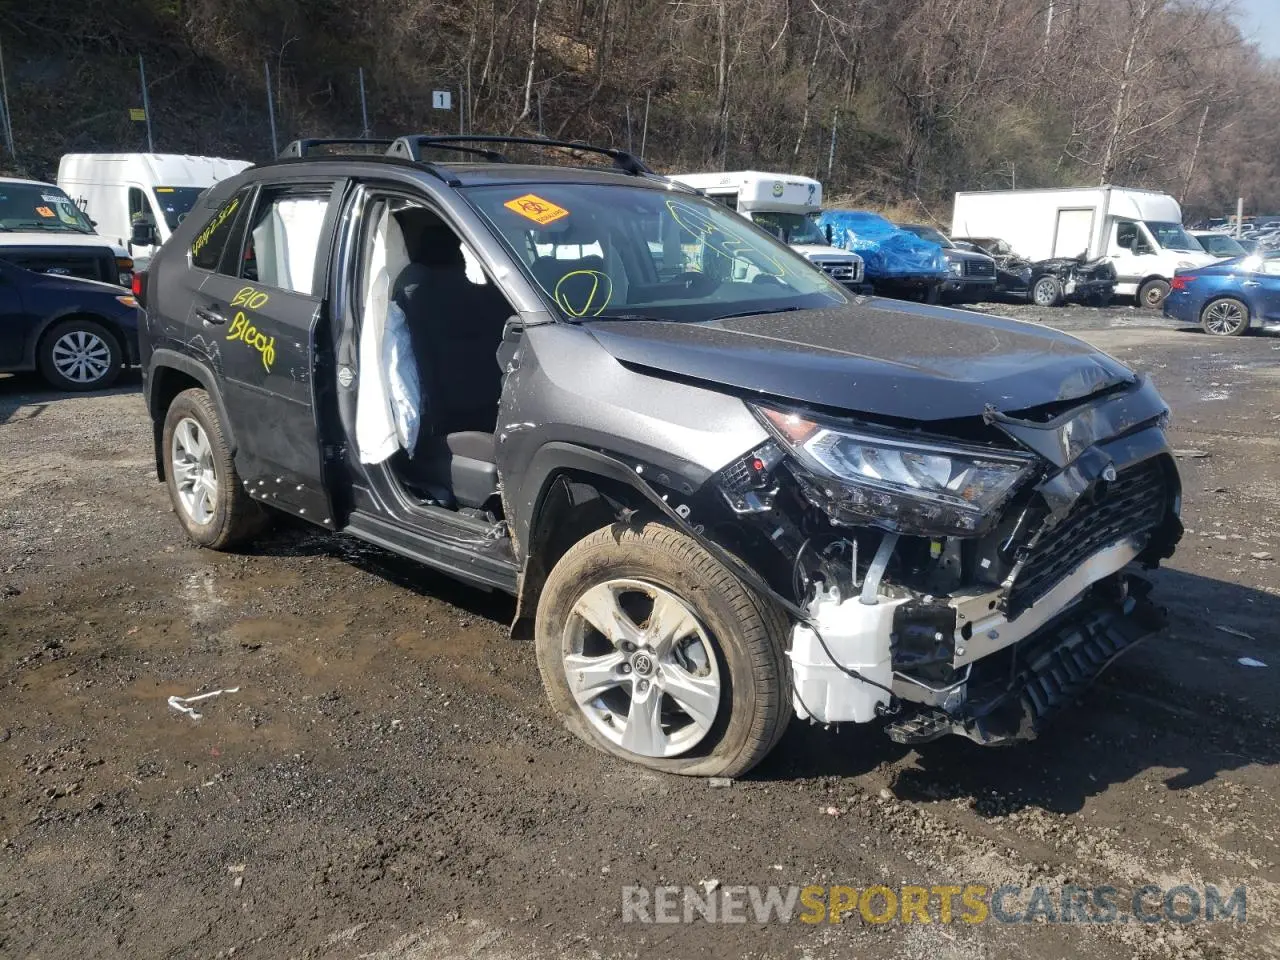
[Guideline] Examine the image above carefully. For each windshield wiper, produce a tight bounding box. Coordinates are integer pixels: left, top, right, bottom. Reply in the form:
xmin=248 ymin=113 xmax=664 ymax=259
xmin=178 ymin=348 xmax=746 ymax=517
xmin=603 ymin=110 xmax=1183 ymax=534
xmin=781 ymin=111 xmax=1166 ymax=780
xmin=714 ymin=306 xmax=803 ymax=321
xmin=569 ymin=306 xmax=805 ymax=325
xmin=8 ymin=220 xmax=79 ymax=232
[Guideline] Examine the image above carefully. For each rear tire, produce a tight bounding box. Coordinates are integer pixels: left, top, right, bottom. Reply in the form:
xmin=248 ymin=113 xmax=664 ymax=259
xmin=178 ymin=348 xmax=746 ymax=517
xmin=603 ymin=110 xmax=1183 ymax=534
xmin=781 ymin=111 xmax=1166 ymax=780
xmin=162 ymin=388 xmax=268 ymax=549
xmin=534 ymin=521 xmax=791 ymax=777
xmin=1200 ymin=297 xmax=1250 ymax=337
xmin=1139 ymin=278 xmax=1171 ymax=309
xmin=38 ymin=319 xmax=121 ymax=391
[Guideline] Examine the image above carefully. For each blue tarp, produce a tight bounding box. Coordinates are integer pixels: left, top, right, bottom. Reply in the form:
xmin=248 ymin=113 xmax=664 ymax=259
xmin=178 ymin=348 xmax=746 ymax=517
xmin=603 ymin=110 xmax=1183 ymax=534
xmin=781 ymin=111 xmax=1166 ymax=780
xmin=816 ymin=210 xmax=948 ymax=280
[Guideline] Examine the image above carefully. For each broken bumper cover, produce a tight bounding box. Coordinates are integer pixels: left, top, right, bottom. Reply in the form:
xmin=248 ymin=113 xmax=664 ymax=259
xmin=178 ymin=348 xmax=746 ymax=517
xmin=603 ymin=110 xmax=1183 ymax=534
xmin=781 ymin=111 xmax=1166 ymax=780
xmin=885 ymin=573 xmax=1162 ymax=745
xmin=787 ymin=533 xmax=1155 ymax=733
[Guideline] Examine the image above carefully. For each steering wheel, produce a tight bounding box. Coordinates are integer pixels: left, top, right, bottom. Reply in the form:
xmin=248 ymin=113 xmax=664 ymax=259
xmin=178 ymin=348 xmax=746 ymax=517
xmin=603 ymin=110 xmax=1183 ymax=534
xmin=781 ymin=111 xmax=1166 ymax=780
xmin=674 ymin=271 xmax=720 ymax=296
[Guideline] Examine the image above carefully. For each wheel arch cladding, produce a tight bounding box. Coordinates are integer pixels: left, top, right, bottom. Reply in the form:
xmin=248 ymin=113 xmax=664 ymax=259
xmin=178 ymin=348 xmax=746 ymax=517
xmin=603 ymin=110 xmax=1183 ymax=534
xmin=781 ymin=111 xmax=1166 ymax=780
xmin=513 ymin=450 xmax=682 ymax=627
xmin=147 ymin=353 xmax=237 ymax=481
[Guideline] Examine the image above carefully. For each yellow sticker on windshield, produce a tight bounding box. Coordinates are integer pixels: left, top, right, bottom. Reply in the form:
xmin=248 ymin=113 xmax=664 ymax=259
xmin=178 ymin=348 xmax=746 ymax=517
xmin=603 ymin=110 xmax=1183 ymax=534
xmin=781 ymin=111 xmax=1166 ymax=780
xmin=35 ymin=206 xmax=54 ymax=218
xmin=504 ymin=193 xmax=569 ymax=226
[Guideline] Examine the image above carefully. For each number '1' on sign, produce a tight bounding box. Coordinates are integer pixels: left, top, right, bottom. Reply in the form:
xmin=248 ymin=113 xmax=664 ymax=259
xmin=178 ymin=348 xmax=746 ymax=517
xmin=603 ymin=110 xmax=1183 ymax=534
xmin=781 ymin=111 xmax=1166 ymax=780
xmin=432 ymin=91 xmax=452 ymax=110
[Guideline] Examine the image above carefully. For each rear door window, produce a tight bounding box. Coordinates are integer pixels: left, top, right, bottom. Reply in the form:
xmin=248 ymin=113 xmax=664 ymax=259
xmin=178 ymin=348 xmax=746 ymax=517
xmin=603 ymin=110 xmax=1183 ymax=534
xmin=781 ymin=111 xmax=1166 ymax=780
xmin=240 ymin=188 xmax=332 ymax=295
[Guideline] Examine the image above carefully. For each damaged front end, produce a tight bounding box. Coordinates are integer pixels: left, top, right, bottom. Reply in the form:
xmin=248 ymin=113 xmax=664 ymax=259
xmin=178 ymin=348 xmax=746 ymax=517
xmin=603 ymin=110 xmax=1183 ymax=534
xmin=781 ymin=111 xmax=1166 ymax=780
xmin=708 ymin=375 xmax=1182 ymax=746
xmin=1040 ymin=255 xmax=1118 ymax=305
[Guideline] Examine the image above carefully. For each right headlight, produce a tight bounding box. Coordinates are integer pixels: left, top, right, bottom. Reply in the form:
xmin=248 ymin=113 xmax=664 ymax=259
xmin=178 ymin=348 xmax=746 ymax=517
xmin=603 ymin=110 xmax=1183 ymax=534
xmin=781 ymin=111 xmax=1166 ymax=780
xmin=753 ymin=405 xmax=1036 ymax=536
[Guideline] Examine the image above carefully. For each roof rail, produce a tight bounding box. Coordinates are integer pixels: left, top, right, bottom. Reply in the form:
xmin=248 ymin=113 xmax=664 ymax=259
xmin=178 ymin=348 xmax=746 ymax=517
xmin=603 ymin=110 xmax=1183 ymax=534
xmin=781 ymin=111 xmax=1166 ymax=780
xmin=386 ymin=135 xmax=655 ymax=176
xmin=279 ymin=138 xmax=395 ymax=159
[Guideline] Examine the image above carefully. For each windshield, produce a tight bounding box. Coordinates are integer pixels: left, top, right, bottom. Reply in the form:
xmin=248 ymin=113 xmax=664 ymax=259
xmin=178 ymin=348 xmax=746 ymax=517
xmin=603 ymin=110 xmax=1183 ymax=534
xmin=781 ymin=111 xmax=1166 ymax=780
xmin=898 ymin=224 xmax=953 ymax=248
xmin=1144 ymin=221 xmax=1200 ymax=252
xmin=152 ymin=186 xmax=206 ymax=231
xmin=0 ymin=183 xmax=94 ymax=234
xmin=1196 ymin=233 xmax=1246 ymax=258
xmin=748 ymin=211 xmax=827 ymax=246
xmin=464 ymin=184 xmax=847 ymax=322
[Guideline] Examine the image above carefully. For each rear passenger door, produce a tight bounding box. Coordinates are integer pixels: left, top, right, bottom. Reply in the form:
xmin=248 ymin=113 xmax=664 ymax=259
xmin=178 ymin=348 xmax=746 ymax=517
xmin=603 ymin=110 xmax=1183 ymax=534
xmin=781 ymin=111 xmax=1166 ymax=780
xmin=193 ymin=179 xmax=346 ymax=525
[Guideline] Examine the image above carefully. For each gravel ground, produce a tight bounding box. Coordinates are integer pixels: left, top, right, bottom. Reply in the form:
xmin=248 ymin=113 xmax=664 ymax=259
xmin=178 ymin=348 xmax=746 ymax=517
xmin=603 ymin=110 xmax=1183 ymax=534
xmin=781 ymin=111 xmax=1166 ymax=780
xmin=2 ymin=303 xmax=1279 ymax=959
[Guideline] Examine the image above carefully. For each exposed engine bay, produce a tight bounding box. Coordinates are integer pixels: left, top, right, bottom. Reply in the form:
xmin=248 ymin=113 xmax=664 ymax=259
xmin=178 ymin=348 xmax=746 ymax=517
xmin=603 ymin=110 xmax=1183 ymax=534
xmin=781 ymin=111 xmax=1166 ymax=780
xmin=696 ymin=374 xmax=1182 ymax=745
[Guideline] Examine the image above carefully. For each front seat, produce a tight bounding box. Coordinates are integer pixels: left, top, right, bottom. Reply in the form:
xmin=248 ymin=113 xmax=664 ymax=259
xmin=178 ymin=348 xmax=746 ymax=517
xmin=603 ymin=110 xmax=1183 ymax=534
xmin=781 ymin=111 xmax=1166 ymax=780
xmin=391 ymin=215 xmax=509 ymax=509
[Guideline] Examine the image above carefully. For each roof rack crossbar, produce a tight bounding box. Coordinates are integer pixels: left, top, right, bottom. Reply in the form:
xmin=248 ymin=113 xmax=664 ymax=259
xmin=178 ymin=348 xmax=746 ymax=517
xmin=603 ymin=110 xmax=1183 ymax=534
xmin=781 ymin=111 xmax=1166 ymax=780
xmin=387 ymin=135 xmax=654 ymax=176
xmin=279 ymin=138 xmax=395 ymax=159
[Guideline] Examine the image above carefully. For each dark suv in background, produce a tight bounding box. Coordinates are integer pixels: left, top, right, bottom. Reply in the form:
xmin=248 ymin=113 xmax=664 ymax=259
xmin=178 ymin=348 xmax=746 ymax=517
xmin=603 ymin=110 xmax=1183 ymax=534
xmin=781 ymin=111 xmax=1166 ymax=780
xmin=896 ymin=223 xmax=997 ymax=303
xmin=135 ymin=135 xmax=1182 ymax=778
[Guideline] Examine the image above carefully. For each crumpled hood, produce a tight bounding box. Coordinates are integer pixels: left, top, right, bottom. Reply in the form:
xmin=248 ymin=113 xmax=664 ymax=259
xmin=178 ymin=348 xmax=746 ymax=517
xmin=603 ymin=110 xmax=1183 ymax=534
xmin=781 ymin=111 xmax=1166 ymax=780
xmin=584 ymin=299 xmax=1136 ymax=422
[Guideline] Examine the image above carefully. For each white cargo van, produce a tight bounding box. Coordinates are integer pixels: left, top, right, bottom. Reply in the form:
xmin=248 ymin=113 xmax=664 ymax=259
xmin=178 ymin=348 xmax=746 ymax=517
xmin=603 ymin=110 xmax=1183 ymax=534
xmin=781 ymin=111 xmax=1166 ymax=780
xmin=58 ymin=153 xmax=253 ymax=268
xmin=666 ymin=170 xmax=867 ymax=290
xmin=951 ymin=186 xmax=1217 ymax=307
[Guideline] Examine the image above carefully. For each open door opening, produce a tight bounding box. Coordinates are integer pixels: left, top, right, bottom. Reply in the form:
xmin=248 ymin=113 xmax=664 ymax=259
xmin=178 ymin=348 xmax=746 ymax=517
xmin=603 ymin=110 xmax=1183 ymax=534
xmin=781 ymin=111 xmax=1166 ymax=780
xmin=353 ymin=197 xmax=516 ymax=522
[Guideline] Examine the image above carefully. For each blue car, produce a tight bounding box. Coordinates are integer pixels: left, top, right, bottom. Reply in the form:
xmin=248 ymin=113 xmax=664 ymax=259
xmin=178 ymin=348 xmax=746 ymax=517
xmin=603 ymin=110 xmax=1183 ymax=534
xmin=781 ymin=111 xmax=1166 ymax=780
xmin=1162 ymin=250 xmax=1280 ymax=337
xmin=0 ymin=257 xmax=139 ymax=389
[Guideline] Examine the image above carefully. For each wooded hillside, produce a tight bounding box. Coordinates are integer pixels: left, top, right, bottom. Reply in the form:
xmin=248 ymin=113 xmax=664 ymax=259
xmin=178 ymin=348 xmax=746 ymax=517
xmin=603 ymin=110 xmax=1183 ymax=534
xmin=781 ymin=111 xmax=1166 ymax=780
xmin=5 ymin=0 xmax=1278 ymax=220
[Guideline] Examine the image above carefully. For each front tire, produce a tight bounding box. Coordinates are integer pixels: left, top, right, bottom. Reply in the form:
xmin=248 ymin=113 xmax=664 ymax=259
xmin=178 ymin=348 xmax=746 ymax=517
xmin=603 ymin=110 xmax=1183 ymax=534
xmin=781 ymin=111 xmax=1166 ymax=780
xmin=1031 ymin=275 xmax=1063 ymax=307
xmin=534 ymin=522 xmax=791 ymax=777
xmin=1200 ymin=297 xmax=1250 ymax=337
xmin=38 ymin=319 xmax=121 ymax=391
xmin=1139 ymin=278 xmax=1171 ymax=309
xmin=162 ymin=388 xmax=268 ymax=549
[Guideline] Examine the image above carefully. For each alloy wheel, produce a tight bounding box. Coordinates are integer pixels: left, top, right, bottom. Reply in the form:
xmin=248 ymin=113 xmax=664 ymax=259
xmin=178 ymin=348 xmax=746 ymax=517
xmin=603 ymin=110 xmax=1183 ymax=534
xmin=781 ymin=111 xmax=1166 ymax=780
xmin=171 ymin=417 xmax=218 ymax=525
xmin=51 ymin=330 xmax=112 ymax=385
xmin=561 ymin=578 xmax=721 ymax=758
xmin=1033 ymin=278 xmax=1057 ymax=306
xmin=1203 ymin=300 xmax=1246 ymax=336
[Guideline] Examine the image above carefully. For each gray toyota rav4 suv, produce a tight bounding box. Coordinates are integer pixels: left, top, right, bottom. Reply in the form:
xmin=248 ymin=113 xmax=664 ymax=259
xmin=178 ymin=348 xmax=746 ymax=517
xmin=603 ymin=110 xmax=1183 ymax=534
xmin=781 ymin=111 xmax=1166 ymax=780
xmin=137 ymin=135 xmax=1182 ymax=777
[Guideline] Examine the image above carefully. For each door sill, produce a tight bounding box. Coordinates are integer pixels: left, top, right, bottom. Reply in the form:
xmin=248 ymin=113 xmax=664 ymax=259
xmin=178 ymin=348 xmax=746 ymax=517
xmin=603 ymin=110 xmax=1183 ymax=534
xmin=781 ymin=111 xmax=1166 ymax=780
xmin=344 ymin=511 xmax=518 ymax=594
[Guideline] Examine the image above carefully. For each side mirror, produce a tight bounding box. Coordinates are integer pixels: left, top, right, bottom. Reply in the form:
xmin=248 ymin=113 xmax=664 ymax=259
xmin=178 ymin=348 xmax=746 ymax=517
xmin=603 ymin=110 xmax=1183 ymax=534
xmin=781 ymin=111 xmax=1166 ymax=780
xmin=496 ymin=316 xmax=524 ymax=372
xmin=131 ymin=222 xmax=157 ymax=247
xmin=824 ymin=224 xmax=834 ymax=245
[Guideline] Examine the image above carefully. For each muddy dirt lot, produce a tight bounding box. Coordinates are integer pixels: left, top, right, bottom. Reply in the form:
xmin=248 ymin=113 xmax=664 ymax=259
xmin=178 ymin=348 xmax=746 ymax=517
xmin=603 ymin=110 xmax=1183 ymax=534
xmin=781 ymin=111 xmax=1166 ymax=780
xmin=2 ymin=303 xmax=1279 ymax=959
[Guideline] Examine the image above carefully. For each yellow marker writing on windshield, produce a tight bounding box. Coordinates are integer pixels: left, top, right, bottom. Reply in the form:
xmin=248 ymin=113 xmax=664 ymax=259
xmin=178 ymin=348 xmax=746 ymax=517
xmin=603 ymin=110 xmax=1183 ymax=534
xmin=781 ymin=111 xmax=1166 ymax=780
xmin=553 ymin=270 xmax=613 ymax=318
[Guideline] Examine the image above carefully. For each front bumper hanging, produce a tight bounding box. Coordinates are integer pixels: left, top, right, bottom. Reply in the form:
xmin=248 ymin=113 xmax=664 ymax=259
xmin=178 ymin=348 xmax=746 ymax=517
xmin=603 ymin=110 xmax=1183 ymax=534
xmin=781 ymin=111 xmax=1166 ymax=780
xmin=884 ymin=574 xmax=1164 ymax=745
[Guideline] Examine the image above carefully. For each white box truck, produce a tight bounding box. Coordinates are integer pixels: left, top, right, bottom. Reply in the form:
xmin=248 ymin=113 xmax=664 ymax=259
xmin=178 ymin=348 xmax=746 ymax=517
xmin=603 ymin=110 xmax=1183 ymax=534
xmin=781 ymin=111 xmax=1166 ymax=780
xmin=58 ymin=153 xmax=252 ymax=269
xmin=951 ymin=186 xmax=1217 ymax=308
xmin=666 ymin=170 xmax=867 ymax=291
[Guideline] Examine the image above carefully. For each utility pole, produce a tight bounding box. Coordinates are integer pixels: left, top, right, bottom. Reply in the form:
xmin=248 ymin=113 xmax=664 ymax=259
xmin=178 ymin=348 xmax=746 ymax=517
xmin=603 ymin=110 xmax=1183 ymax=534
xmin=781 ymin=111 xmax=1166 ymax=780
xmin=1236 ymin=197 xmax=1244 ymax=239
xmin=640 ymin=90 xmax=651 ymax=158
xmin=264 ymin=61 xmax=279 ymax=155
xmin=827 ymin=109 xmax=838 ymax=178
xmin=138 ymin=55 xmax=155 ymax=152
xmin=358 ymin=68 xmax=370 ymax=137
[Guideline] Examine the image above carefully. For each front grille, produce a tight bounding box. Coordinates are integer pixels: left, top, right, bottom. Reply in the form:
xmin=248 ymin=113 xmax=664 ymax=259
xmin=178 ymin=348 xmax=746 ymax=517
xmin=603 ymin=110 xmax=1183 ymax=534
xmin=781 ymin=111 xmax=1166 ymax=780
xmin=719 ymin=458 xmax=754 ymax=493
xmin=1008 ymin=457 xmax=1169 ymax=611
xmin=2 ymin=250 xmax=112 ymax=284
xmin=963 ymin=259 xmax=995 ymax=278
xmin=816 ymin=259 xmax=862 ymax=284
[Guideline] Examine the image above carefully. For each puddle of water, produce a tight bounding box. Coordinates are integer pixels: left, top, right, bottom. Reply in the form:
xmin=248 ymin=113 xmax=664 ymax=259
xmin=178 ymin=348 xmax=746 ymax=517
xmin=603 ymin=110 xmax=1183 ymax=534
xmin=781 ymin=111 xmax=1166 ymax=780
xmin=181 ymin=569 xmax=225 ymax=623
